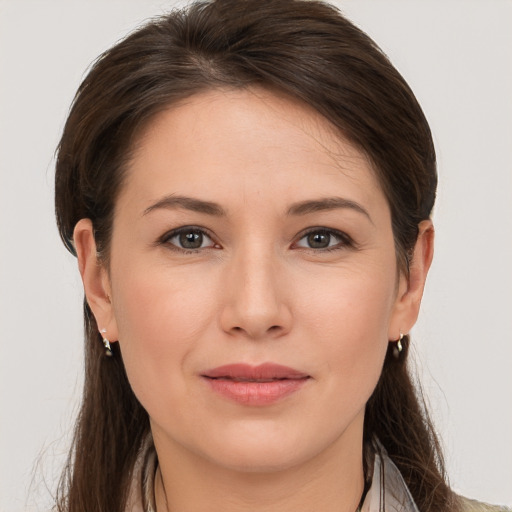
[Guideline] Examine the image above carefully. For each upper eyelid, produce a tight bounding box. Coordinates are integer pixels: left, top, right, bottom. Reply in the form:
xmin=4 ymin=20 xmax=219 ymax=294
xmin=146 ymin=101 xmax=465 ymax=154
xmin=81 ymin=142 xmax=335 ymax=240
xmin=292 ymin=228 xmax=356 ymax=251
xmin=158 ymin=225 xmax=353 ymax=249
xmin=295 ymin=226 xmax=353 ymax=241
xmin=161 ymin=225 xmax=214 ymax=239
xmin=158 ymin=226 xmax=218 ymax=249
xmin=298 ymin=226 xmax=345 ymax=235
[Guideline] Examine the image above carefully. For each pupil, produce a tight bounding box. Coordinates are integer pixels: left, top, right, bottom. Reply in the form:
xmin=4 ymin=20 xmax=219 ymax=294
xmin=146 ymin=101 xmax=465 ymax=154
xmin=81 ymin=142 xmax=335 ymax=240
xmin=180 ymin=231 xmax=202 ymax=249
xmin=308 ymin=232 xmax=330 ymax=248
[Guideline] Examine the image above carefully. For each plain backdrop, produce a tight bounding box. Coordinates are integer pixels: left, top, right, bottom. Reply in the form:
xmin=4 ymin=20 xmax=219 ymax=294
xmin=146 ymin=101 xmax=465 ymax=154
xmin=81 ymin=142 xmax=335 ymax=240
xmin=1 ymin=1 xmax=511 ymax=511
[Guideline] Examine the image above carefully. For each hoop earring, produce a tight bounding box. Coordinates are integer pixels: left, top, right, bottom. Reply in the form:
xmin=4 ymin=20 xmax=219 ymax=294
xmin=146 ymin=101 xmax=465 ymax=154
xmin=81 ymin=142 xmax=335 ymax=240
xmin=392 ymin=332 xmax=404 ymax=359
xmin=100 ymin=328 xmax=113 ymax=357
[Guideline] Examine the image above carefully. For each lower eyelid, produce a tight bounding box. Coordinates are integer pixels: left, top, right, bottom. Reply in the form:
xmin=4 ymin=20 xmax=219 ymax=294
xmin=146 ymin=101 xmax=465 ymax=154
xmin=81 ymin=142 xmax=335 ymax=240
xmin=159 ymin=227 xmax=217 ymax=249
xmin=158 ymin=227 xmax=354 ymax=252
xmin=294 ymin=229 xmax=353 ymax=249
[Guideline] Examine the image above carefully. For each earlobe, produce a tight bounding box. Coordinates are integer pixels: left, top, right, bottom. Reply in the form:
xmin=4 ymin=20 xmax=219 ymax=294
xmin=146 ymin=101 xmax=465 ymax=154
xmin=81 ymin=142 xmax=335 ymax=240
xmin=73 ymin=219 xmax=119 ymax=342
xmin=389 ymin=220 xmax=434 ymax=339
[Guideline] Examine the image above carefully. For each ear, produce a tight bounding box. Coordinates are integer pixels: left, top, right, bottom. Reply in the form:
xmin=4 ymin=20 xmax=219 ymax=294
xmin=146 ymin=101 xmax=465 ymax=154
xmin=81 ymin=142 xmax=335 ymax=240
xmin=73 ymin=218 xmax=119 ymax=343
xmin=388 ymin=219 xmax=434 ymax=340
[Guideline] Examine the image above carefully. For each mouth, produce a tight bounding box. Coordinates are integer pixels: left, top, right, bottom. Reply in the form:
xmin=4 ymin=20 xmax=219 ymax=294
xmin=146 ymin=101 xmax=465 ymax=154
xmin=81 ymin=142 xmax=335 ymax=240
xmin=202 ymin=362 xmax=309 ymax=380
xmin=208 ymin=377 xmax=301 ymax=382
xmin=201 ymin=363 xmax=310 ymax=405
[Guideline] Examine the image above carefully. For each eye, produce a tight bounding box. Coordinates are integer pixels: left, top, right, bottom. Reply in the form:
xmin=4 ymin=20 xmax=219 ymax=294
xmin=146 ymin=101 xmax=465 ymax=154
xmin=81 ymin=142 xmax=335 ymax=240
xmin=294 ymin=228 xmax=352 ymax=250
xmin=162 ymin=227 xmax=217 ymax=251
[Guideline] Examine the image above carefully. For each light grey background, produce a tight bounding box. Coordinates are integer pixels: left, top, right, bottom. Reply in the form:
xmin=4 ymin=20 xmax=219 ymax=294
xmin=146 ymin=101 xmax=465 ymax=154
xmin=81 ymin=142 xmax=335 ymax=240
xmin=1 ymin=1 xmax=511 ymax=511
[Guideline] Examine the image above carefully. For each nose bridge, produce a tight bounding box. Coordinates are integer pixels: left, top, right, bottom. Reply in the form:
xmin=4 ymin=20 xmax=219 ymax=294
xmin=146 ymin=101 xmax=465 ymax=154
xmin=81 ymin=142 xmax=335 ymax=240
xmin=221 ymin=238 xmax=291 ymax=339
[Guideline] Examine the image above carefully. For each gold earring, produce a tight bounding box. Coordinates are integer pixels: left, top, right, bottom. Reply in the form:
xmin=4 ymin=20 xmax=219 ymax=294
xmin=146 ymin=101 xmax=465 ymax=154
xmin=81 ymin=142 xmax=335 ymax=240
xmin=100 ymin=328 xmax=113 ymax=357
xmin=393 ymin=332 xmax=404 ymax=359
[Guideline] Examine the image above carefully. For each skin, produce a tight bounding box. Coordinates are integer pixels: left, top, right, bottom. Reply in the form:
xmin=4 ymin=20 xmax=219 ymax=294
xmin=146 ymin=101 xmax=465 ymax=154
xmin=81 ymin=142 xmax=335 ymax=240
xmin=74 ymin=88 xmax=434 ymax=512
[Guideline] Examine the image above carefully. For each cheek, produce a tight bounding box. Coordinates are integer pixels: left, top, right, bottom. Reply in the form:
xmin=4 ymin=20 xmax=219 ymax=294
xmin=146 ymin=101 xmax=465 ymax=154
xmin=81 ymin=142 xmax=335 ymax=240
xmin=299 ymin=263 xmax=396 ymax=341
xmin=109 ymin=259 xmax=219 ymax=409
xmin=297 ymin=265 xmax=395 ymax=399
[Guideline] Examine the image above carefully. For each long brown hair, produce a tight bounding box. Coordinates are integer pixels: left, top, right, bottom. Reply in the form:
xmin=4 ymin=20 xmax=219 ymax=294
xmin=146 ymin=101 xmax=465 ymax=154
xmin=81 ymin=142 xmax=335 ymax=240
xmin=54 ymin=1 xmax=454 ymax=510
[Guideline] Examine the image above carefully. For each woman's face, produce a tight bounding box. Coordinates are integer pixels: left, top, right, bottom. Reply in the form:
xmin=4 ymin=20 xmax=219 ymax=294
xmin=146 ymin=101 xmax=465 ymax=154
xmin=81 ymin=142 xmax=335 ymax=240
xmin=78 ymin=88 xmax=429 ymax=472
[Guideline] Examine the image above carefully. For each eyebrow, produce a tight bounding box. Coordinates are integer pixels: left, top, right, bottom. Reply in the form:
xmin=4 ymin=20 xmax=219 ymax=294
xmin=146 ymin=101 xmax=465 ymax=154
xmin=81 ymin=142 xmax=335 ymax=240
xmin=143 ymin=194 xmax=372 ymax=223
xmin=287 ymin=197 xmax=373 ymax=222
xmin=143 ymin=195 xmax=227 ymax=217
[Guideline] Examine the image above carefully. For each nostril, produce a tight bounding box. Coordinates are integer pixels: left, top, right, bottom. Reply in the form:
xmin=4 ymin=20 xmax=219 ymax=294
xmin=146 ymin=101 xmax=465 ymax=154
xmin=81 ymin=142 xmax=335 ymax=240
xmin=229 ymin=324 xmax=283 ymax=336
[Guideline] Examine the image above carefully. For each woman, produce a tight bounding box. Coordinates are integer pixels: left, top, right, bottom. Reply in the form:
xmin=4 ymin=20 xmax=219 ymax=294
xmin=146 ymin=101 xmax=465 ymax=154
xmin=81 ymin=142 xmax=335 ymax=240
xmin=52 ymin=1 xmax=508 ymax=511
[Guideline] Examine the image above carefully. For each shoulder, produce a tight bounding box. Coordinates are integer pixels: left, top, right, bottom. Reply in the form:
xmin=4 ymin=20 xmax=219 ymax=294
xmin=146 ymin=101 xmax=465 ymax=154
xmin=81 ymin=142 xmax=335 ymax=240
xmin=457 ymin=496 xmax=511 ymax=512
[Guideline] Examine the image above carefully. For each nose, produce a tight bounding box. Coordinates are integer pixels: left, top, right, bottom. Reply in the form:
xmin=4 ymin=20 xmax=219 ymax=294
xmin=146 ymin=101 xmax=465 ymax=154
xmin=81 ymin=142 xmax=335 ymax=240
xmin=219 ymin=247 xmax=292 ymax=340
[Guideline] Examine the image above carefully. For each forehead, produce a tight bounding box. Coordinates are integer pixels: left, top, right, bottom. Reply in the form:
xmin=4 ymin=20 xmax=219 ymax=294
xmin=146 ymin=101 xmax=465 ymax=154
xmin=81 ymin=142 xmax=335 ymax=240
xmin=120 ymin=87 xmax=386 ymax=215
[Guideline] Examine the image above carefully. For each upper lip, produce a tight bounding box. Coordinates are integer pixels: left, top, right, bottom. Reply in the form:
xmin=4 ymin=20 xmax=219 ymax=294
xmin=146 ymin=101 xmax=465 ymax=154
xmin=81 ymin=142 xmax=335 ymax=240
xmin=202 ymin=363 xmax=309 ymax=381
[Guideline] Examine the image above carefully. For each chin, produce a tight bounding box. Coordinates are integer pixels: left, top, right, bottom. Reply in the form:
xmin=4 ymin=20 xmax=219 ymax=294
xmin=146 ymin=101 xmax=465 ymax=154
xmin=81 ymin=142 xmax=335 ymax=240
xmin=194 ymin=421 xmax=338 ymax=474
xmin=208 ymin=445 xmax=308 ymax=474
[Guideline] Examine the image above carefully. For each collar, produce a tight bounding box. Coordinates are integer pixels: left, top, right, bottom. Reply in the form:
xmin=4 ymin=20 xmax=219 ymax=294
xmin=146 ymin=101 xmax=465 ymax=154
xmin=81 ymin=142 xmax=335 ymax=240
xmin=361 ymin=440 xmax=420 ymax=512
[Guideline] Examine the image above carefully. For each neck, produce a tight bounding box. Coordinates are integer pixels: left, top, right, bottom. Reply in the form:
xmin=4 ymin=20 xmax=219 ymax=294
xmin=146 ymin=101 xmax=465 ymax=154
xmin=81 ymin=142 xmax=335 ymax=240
xmin=152 ymin=422 xmax=365 ymax=512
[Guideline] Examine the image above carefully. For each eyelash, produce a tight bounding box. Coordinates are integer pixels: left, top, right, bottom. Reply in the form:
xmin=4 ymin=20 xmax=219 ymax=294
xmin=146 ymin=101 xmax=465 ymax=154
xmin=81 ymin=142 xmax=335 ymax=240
xmin=159 ymin=226 xmax=218 ymax=254
xmin=158 ymin=226 xmax=355 ymax=254
xmin=293 ymin=227 xmax=355 ymax=252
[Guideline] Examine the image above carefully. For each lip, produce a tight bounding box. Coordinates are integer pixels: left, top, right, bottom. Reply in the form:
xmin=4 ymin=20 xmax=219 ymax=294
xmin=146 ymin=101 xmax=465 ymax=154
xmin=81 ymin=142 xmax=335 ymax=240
xmin=201 ymin=363 xmax=310 ymax=406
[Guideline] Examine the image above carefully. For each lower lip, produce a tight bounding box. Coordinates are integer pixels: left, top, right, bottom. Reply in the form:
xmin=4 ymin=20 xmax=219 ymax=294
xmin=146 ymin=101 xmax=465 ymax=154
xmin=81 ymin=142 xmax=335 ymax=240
xmin=203 ymin=377 xmax=309 ymax=405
